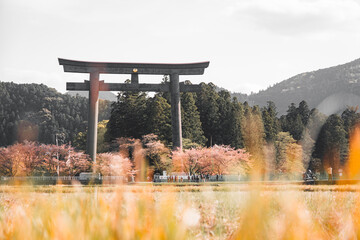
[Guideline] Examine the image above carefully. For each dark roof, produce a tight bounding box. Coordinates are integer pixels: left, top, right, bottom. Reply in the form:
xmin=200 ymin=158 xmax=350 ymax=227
xmin=58 ymin=58 xmax=209 ymax=69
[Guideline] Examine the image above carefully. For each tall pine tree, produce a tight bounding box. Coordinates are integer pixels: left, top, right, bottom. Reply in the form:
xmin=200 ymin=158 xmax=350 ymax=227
xmin=216 ymin=90 xmax=233 ymax=145
xmin=181 ymin=90 xmax=206 ymax=145
xmin=229 ymin=98 xmax=244 ymax=149
xmin=147 ymin=94 xmax=172 ymax=143
xmin=262 ymin=101 xmax=280 ymax=143
xmin=196 ymin=83 xmax=219 ymax=146
xmin=107 ymin=90 xmax=148 ymax=141
xmin=312 ymin=114 xmax=347 ymax=171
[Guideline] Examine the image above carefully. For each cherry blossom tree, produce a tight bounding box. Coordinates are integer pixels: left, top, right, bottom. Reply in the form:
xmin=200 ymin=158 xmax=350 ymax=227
xmin=0 ymin=142 xmax=41 ymax=176
xmin=142 ymin=134 xmax=171 ymax=173
xmin=63 ymin=150 xmax=91 ymax=176
xmin=172 ymin=148 xmax=203 ymax=175
xmin=95 ymin=153 xmax=132 ymax=176
xmin=0 ymin=142 xmax=91 ymax=176
xmin=172 ymin=145 xmax=251 ymax=175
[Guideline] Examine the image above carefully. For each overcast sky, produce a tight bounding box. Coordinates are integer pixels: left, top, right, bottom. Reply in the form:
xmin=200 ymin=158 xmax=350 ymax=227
xmin=1 ymin=0 xmax=360 ymax=94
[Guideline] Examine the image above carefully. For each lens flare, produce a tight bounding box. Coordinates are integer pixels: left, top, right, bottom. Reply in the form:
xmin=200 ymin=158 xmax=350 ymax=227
xmin=347 ymin=125 xmax=360 ymax=178
xmin=16 ymin=120 xmax=39 ymax=142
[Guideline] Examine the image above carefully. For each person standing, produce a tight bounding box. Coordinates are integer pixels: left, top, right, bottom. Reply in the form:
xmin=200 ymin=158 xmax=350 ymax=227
xmin=327 ymin=167 xmax=333 ymax=182
xmin=338 ymin=169 xmax=343 ymax=179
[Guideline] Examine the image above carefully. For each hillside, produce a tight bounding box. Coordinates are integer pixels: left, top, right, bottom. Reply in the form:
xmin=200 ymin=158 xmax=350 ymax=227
xmin=232 ymin=58 xmax=360 ymax=115
xmin=0 ymin=82 xmax=111 ymax=146
xmin=66 ymin=91 xmax=117 ymax=102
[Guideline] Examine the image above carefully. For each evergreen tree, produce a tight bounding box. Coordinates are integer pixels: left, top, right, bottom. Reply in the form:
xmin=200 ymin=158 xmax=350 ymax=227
xmin=298 ymin=100 xmax=310 ymax=126
xmin=262 ymin=101 xmax=280 ymax=142
xmin=195 ymin=83 xmax=219 ymax=146
xmin=291 ymin=115 xmax=305 ymax=141
xmin=216 ymin=90 xmax=233 ymax=145
xmin=313 ymin=114 xmax=347 ymax=171
xmin=181 ymin=91 xmax=206 ymax=145
xmin=107 ymin=90 xmax=148 ymax=141
xmin=229 ymin=98 xmax=244 ymax=149
xmin=341 ymin=106 xmax=360 ymax=139
xmin=147 ymin=94 xmax=172 ymax=143
xmin=281 ymin=101 xmax=311 ymax=141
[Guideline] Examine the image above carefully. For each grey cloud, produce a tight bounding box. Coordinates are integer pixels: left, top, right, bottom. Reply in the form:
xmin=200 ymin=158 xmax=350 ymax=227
xmin=234 ymin=3 xmax=360 ymax=36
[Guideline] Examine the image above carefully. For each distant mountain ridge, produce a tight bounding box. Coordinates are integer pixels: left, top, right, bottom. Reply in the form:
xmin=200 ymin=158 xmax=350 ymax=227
xmin=63 ymin=58 xmax=360 ymax=116
xmin=66 ymin=91 xmax=117 ymax=102
xmin=231 ymin=58 xmax=360 ymax=115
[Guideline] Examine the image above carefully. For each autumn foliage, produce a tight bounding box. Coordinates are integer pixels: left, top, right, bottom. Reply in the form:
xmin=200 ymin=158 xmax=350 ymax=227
xmin=0 ymin=141 xmax=91 ymax=176
xmin=172 ymin=145 xmax=252 ymax=175
xmin=94 ymin=153 xmax=132 ymax=176
xmin=0 ymin=137 xmax=255 ymax=178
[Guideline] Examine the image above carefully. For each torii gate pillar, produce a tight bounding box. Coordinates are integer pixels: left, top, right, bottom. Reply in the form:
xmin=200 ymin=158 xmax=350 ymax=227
xmin=88 ymin=71 xmax=100 ymax=162
xmin=170 ymin=73 xmax=182 ymax=150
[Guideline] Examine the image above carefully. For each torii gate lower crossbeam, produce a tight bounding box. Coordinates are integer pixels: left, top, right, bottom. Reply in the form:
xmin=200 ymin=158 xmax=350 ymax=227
xmin=59 ymin=58 xmax=210 ymax=162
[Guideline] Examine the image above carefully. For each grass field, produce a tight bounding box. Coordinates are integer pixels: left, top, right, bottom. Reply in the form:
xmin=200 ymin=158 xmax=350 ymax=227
xmin=0 ymin=183 xmax=360 ymax=239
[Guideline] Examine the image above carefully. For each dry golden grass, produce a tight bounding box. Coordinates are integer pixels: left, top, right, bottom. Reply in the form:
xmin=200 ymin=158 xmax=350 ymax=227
xmin=0 ymin=184 xmax=360 ymax=239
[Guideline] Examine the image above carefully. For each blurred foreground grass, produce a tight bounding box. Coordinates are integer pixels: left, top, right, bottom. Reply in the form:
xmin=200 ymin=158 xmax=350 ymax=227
xmin=1 ymin=184 xmax=360 ymax=239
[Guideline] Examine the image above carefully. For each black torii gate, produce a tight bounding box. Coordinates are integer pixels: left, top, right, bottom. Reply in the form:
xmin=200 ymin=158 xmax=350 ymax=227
xmin=58 ymin=58 xmax=210 ymax=162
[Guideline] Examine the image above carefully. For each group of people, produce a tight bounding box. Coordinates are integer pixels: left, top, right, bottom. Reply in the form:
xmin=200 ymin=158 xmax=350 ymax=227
xmin=166 ymin=174 xmax=223 ymax=182
xmin=303 ymin=167 xmax=342 ymax=183
xmin=303 ymin=169 xmax=317 ymax=183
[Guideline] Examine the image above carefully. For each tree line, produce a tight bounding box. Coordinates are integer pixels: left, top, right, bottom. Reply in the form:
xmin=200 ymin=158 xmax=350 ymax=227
xmin=106 ymin=81 xmax=360 ymax=176
xmin=1 ymin=81 xmax=359 ymax=177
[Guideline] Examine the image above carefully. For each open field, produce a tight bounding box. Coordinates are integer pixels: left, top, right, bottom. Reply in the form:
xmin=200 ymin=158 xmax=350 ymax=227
xmin=1 ymin=184 xmax=360 ymax=239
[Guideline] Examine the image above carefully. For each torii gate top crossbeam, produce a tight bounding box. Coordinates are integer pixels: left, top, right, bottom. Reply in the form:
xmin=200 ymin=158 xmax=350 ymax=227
xmin=58 ymin=58 xmax=210 ymax=75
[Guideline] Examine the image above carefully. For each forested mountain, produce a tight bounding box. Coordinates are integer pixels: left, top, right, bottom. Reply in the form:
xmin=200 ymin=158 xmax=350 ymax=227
xmin=0 ymin=82 xmax=111 ymax=146
xmin=66 ymin=91 xmax=117 ymax=102
xmin=232 ymin=58 xmax=360 ymax=115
